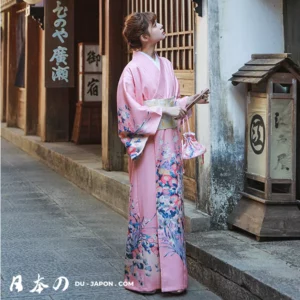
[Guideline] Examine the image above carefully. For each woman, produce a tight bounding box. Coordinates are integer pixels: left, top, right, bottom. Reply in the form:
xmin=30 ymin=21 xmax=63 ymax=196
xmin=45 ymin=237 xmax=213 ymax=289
xmin=117 ymin=12 xmax=208 ymax=295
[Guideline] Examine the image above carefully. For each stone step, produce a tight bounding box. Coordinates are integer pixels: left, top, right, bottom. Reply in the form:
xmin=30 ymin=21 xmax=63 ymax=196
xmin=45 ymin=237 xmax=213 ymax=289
xmin=186 ymin=230 xmax=300 ymax=300
xmin=184 ymin=199 xmax=211 ymax=233
xmin=1 ymin=124 xmax=211 ymax=233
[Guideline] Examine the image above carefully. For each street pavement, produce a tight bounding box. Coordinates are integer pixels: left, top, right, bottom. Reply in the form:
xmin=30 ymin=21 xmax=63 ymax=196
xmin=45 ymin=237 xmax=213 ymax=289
xmin=1 ymin=138 xmax=221 ymax=300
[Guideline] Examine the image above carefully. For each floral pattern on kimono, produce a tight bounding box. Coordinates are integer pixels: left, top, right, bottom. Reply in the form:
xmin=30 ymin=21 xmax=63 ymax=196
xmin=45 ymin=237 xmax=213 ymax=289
xmin=125 ymin=185 xmax=161 ymax=286
xmin=117 ymin=105 xmax=150 ymax=160
xmin=155 ymin=130 xmax=187 ymax=265
xmin=117 ymin=51 xmax=189 ymax=293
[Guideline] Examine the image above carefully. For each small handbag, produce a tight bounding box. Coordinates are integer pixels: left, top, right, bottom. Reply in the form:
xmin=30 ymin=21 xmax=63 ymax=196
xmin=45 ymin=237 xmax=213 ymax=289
xmin=181 ymin=116 xmax=206 ymax=163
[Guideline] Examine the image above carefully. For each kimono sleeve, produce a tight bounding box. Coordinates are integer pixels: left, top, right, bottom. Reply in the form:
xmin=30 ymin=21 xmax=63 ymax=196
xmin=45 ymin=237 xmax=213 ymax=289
xmin=170 ymin=62 xmax=192 ymax=118
xmin=173 ymin=68 xmax=192 ymax=119
xmin=117 ymin=67 xmax=163 ymax=160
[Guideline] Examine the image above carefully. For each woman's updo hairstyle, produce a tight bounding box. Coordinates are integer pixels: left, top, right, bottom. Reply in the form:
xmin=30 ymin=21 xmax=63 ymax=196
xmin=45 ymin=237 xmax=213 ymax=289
xmin=122 ymin=12 xmax=157 ymax=50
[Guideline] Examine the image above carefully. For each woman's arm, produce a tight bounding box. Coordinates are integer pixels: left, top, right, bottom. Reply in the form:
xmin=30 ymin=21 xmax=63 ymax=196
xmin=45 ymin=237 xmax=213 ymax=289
xmin=162 ymin=106 xmax=187 ymax=119
xmin=185 ymin=89 xmax=210 ymax=110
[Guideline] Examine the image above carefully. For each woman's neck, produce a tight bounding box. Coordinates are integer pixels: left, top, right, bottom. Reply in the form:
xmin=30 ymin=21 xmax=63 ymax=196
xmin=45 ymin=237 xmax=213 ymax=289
xmin=141 ymin=44 xmax=156 ymax=60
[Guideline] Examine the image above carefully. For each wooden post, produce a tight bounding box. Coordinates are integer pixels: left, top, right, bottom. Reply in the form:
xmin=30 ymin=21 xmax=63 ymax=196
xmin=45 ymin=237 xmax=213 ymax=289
xmin=0 ymin=12 xmax=8 ymax=122
xmin=101 ymin=0 xmax=126 ymax=171
xmin=24 ymin=14 xmax=39 ymax=135
xmin=42 ymin=88 xmax=69 ymax=142
xmin=6 ymin=6 xmax=18 ymax=127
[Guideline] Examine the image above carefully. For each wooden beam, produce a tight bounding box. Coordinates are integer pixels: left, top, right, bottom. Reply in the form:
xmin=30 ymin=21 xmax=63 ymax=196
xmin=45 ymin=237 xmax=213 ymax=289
xmin=6 ymin=6 xmax=18 ymax=127
xmin=37 ymin=26 xmax=46 ymax=139
xmin=232 ymin=71 xmax=269 ymax=78
xmin=282 ymin=61 xmax=300 ymax=83
xmin=229 ymin=77 xmax=262 ymax=84
xmin=251 ymin=53 xmax=291 ymax=59
xmin=99 ymin=0 xmax=105 ymax=55
xmin=101 ymin=0 xmax=125 ymax=171
xmin=24 ymin=14 xmax=39 ymax=135
xmin=246 ymin=58 xmax=284 ymax=66
xmin=1 ymin=12 xmax=8 ymax=122
xmin=239 ymin=65 xmax=274 ymax=71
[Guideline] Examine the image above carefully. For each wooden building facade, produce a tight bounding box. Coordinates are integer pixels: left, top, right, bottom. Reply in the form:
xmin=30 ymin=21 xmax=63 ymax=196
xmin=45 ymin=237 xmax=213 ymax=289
xmin=1 ymin=0 xmax=201 ymax=202
xmin=1 ymin=0 xmax=99 ymax=142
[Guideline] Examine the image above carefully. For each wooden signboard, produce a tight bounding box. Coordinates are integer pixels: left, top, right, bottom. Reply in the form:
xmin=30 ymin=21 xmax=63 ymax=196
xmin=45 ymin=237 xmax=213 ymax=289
xmin=247 ymin=96 xmax=268 ymax=177
xmin=71 ymin=43 xmax=102 ymax=144
xmin=270 ymin=99 xmax=293 ymax=179
xmin=78 ymin=43 xmax=102 ymax=102
xmin=44 ymin=0 xmax=74 ymax=87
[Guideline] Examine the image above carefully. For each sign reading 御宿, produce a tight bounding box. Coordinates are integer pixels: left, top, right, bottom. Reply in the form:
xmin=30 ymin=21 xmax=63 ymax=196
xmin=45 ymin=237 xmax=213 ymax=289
xmin=78 ymin=43 xmax=102 ymax=102
xmin=45 ymin=0 xmax=74 ymax=88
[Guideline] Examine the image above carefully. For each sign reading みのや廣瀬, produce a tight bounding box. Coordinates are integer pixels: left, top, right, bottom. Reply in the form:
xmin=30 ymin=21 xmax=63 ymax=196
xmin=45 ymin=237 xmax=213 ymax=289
xmin=45 ymin=0 xmax=74 ymax=88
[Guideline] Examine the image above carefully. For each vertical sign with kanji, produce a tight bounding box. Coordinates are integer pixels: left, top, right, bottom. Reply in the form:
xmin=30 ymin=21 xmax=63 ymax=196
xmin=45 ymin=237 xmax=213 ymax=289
xmin=78 ymin=43 xmax=102 ymax=102
xmin=45 ymin=0 xmax=74 ymax=87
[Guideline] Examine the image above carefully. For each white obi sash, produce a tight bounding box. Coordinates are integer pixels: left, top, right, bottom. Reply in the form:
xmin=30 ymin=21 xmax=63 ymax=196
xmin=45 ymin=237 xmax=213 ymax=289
xmin=144 ymin=96 xmax=177 ymax=130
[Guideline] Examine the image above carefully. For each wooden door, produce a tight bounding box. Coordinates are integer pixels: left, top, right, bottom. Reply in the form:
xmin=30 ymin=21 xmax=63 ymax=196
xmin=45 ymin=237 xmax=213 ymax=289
xmin=126 ymin=0 xmax=197 ymax=200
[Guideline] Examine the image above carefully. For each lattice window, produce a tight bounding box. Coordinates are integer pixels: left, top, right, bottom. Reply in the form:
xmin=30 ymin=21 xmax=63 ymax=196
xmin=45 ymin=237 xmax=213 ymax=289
xmin=126 ymin=0 xmax=195 ymax=71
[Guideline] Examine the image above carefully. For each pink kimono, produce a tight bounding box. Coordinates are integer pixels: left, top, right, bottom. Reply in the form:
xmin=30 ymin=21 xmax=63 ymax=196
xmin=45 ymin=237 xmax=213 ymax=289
xmin=117 ymin=51 xmax=189 ymax=293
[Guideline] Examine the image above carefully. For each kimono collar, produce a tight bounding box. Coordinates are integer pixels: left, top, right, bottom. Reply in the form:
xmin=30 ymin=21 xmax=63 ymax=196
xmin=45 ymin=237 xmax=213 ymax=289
xmin=136 ymin=51 xmax=160 ymax=70
xmin=132 ymin=50 xmax=162 ymax=99
xmin=132 ymin=51 xmax=161 ymax=69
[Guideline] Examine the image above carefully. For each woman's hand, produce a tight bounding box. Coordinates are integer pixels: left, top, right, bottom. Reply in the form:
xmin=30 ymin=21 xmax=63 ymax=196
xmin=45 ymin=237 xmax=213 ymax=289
xmin=187 ymin=90 xmax=210 ymax=107
xmin=162 ymin=107 xmax=187 ymax=119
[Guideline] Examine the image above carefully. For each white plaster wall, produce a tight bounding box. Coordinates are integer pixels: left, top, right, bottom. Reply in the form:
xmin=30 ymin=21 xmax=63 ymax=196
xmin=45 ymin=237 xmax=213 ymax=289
xmin=196 ymin=0 xmax=284 ymax=143
xmin=219 ymin=0 xmax=284 ymax=138
xmin=195 ymin=0 xmax=284 ymax=218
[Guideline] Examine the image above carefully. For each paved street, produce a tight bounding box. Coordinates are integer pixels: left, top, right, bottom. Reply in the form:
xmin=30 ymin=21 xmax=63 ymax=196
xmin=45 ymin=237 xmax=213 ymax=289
xmin=1 ymin=138 xmax=221 ymax=300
